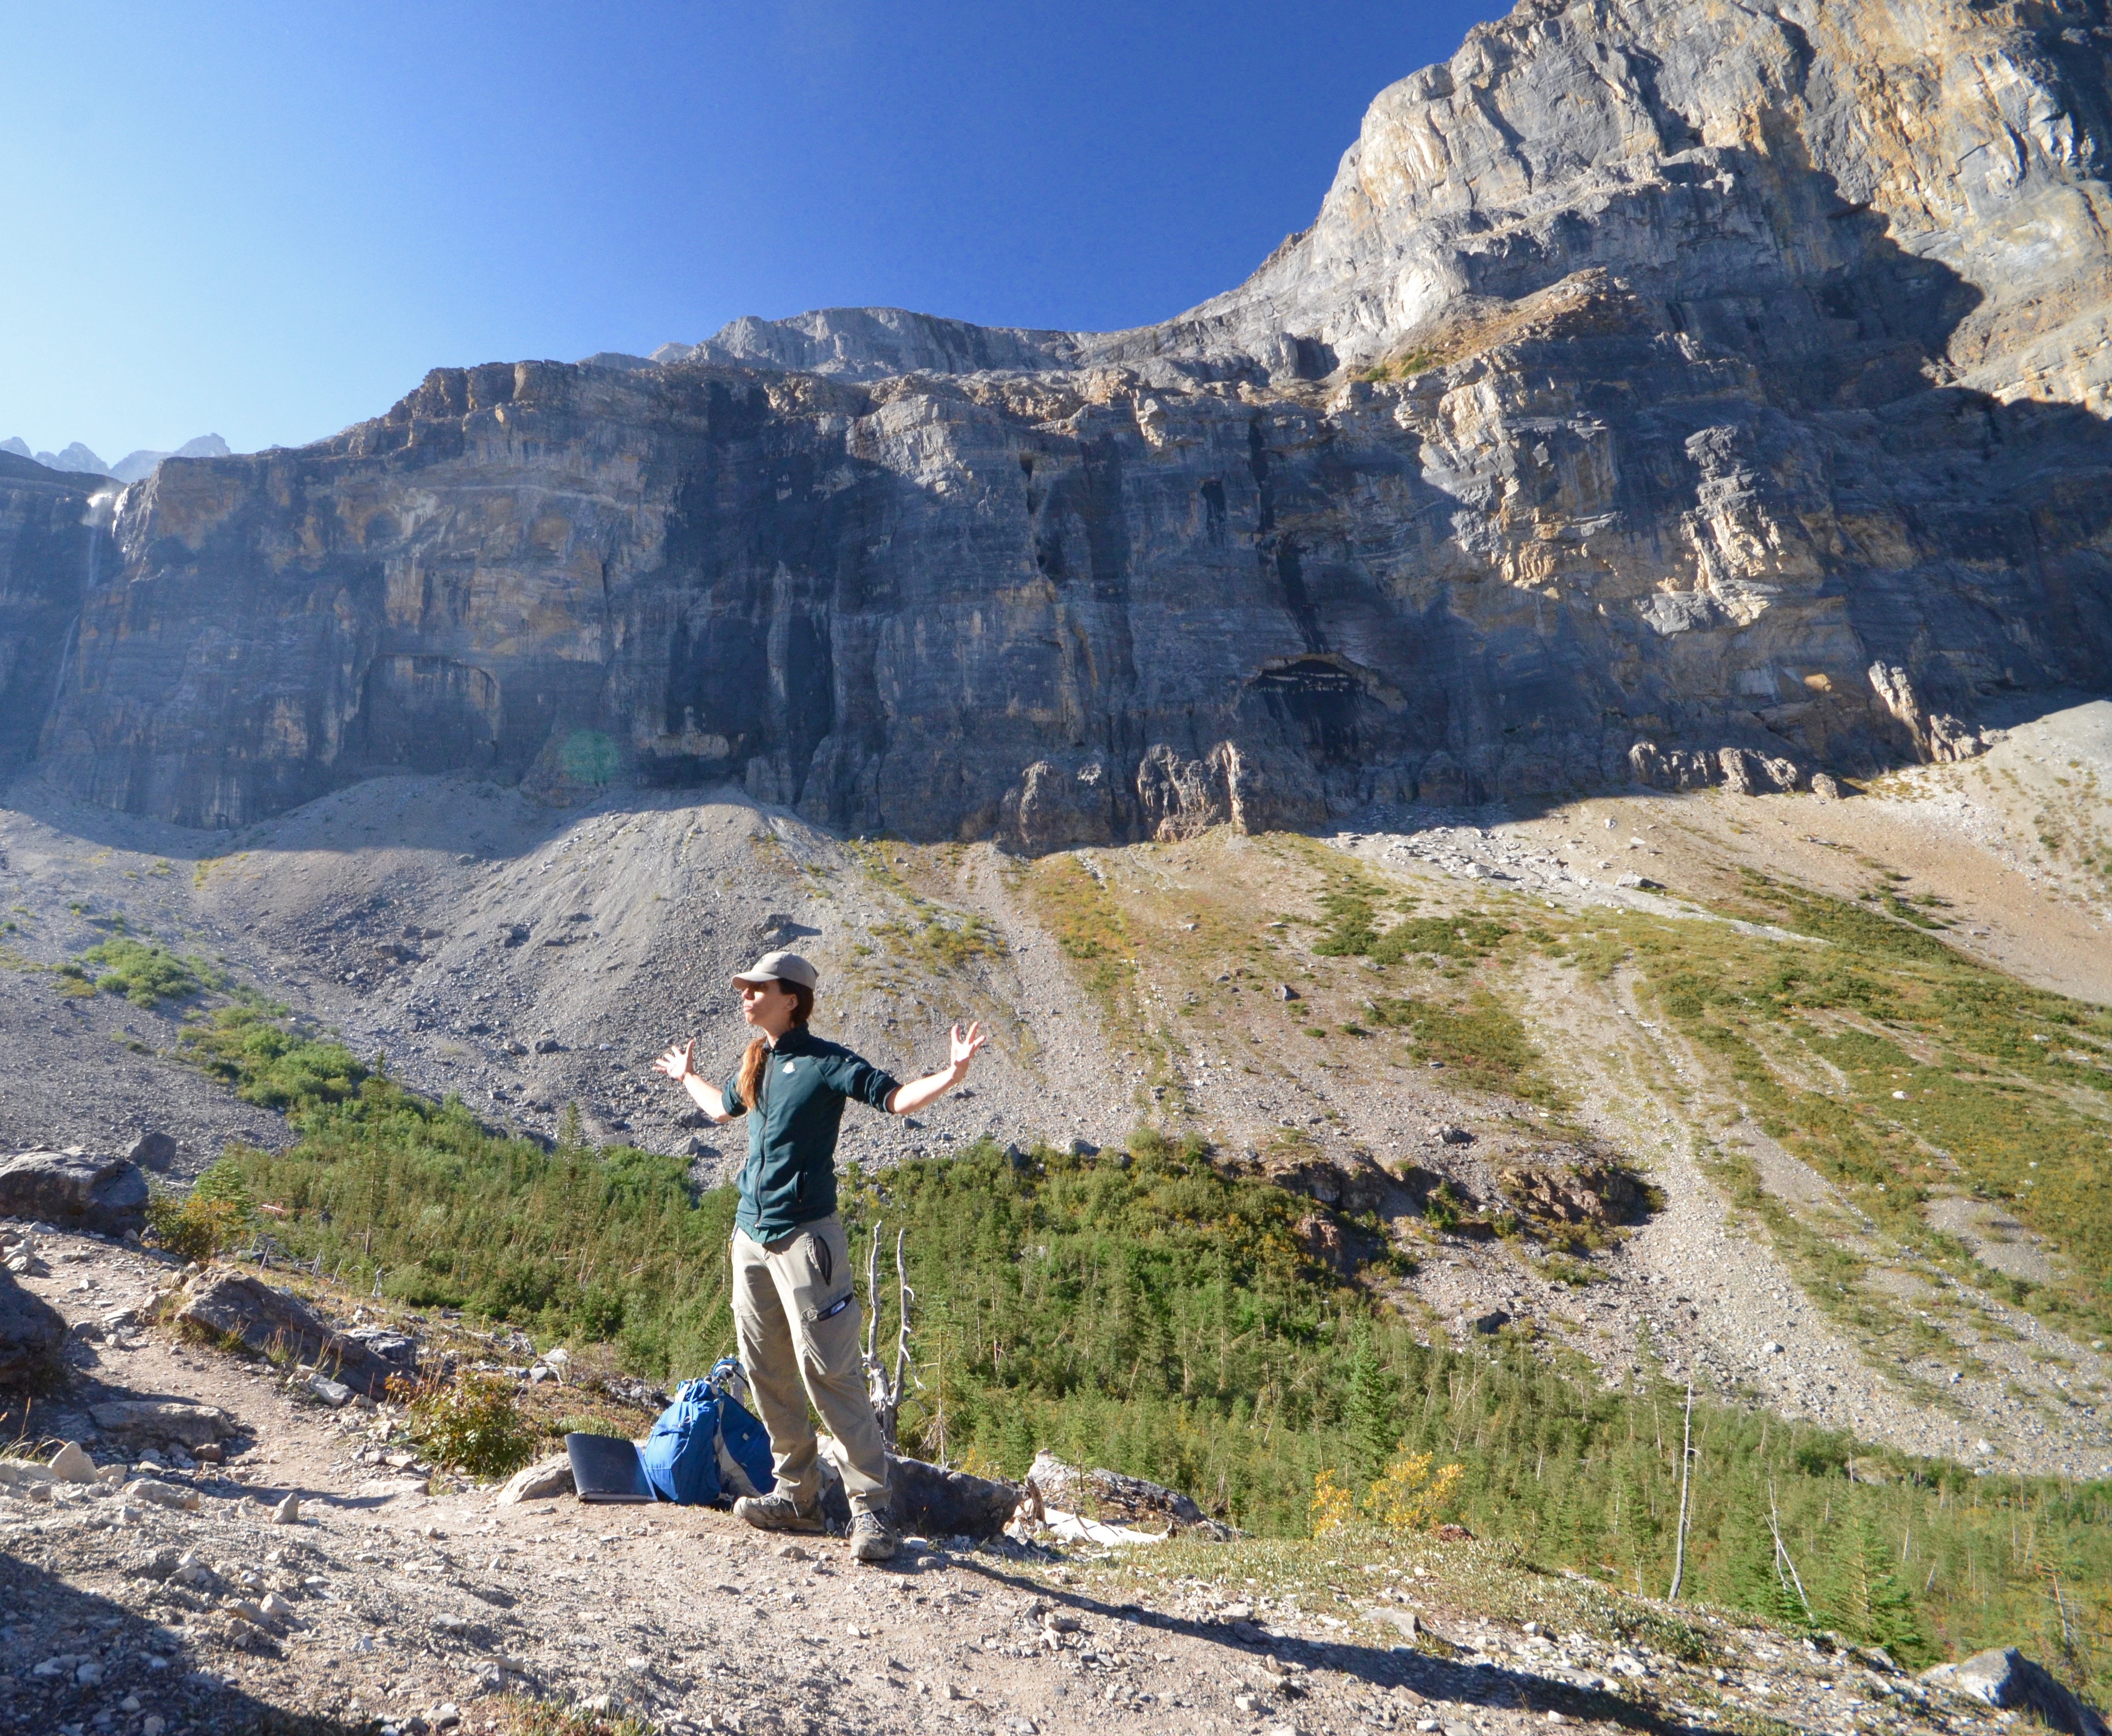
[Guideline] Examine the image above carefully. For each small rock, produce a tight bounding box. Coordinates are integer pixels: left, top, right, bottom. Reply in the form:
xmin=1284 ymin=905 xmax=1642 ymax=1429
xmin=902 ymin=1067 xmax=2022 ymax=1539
xmin=496 ymin=1454 xmax=573 ymax=1505
xmin=1274 ymin=983 xmax=1299 ymax=1000
xmin=1466 ymin=1309 xmax=1510 ymax=1334
xmin=776 ymin=1542 xmax=812 ymax=1562
xmin=271 ymin=1493 xmax=301 ymax=1525
xmin=1430 ymin=1123 xmax=1473 ymax=1145
xmin=1067 ymin=1137 xmax=1098 ymax=1157
xmin=1762 ymin=1340 xmax=1784 ymax=1354
xmin=1236 ymin=1694 xmax=1258 ymax=1713
xmin=308 ymin=1375 xmax=353 ymax=1408
xmin=433 ymin=1708 xmax=462 ymax=1732
xmin=47 ymin=1441 xmax=97 ymax=1483
xmin=123 ymin=1478 xmax=202 ymax=1512
xmin=260 ymin=1592 xmax=298 ymax=1622
xmin=1810 ymin=773 xmax=1844 ymax=800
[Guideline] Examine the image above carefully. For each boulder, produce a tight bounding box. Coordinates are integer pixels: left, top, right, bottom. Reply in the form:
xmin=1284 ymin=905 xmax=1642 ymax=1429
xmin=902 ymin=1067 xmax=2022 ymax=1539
xmin=0 ymin=1265 xmax=66 ymax=1386
xmin=172 ymin=1265 xmax=412 ymax=1396
xmin=884 ymin=1453 xmax=1019 ymax=1540
xmin=126 ymin=1132 xmax=178 ymax=1173
xmin=0 ymin=1150 xmax=148 ymax=1235
xmin=1924 ymin=1648 xmax=2108 ymax=1736
xmin=1023 ymin=1450 xmax=1230 ymax=1538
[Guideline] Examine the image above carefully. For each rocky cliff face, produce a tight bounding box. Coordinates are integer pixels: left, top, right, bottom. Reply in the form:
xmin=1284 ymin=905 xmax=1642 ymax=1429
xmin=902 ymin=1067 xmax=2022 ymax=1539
xmin=0 ymin=454 xmax=103 ymax=775
xmin=18 ymin=0 xmax=2112 ymax=840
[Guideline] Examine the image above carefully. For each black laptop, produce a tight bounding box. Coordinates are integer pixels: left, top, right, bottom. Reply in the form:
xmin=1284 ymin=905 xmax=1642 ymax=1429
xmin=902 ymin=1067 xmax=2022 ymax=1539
xmin=565 ymin=1433 xmax=656 ymax=1504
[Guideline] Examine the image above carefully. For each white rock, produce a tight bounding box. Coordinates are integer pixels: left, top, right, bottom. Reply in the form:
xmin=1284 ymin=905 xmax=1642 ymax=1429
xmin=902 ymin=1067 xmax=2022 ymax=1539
xmin=495 ymin=1454 xmax=573 ymax=1505
xmin=122 ymin=1479 xmax=201 ymax=1513
xmin=271 ymin=1493 xmax=300 ymax=1525
xmin=48 ymin=1441 xmax=97 ymax=1483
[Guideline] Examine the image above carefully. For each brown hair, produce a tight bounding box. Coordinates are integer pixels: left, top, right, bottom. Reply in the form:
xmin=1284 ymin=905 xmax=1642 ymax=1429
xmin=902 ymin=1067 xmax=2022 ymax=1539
xmin=733 ymin=979 xmax=814 ymax=1112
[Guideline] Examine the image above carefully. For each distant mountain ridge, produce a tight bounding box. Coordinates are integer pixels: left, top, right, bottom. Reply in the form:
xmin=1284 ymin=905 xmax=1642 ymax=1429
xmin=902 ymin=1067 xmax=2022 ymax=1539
xmin=0 ymin=434 xmax=231 ymax=484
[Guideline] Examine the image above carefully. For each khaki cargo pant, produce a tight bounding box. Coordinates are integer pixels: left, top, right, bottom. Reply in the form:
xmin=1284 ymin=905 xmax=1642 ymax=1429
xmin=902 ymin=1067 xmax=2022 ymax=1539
xmin=730 ymin=1215 xmax=889 ymax=1517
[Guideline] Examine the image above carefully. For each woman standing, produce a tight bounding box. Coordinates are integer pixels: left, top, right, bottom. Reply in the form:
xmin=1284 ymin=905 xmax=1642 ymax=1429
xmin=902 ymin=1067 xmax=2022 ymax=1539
xmin=655 ymin=949 xmax=987 ymax=1563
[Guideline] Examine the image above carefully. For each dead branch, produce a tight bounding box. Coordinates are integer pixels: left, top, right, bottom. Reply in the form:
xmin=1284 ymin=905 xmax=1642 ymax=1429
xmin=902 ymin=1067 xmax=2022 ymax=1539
xmin=861 ymin=1222 xmax=921 ymax=1450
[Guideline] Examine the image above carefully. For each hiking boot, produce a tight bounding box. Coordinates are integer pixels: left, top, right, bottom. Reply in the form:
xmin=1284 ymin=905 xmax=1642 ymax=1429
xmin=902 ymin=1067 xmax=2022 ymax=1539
xmin=733 ymin=1489 xmax=825 ymax=1535
xmin=848 ymin=1510 xmax=898 ymax=1563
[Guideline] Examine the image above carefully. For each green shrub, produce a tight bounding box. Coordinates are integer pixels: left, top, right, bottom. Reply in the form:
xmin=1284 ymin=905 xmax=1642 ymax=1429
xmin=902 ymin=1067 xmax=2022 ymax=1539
xmin=76 ymin=937 xmax=218 ymax=1008
xmin=396 ymin=1371 xmax=538 ymax=1480
xmin=146 ymin=1192 xmax=248 ymax=1264
xmin=183 ymin=1006 xmax=368 ymax=1113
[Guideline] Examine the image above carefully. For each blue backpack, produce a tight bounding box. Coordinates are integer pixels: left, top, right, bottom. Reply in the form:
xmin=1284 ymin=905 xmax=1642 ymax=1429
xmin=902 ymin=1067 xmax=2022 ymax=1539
xmin=639 ymin=1357 xmax=775 ymax=1506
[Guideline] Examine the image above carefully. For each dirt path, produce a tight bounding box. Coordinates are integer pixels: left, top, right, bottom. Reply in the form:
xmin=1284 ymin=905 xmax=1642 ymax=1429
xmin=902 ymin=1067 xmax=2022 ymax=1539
xmin=1 ymin=1226 xmax=2029 ymax=1736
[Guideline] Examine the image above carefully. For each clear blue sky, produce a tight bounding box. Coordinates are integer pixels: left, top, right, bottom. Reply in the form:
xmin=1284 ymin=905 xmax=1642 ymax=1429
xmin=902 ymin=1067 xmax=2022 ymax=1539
xmin=2 ymin=1 xmax=1506 ymax=460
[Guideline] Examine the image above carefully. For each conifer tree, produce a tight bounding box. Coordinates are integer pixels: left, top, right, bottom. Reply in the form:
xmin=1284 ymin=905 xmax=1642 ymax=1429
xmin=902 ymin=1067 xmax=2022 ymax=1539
xmin=1345 ymin=1329 xmax=1400 ymax=1485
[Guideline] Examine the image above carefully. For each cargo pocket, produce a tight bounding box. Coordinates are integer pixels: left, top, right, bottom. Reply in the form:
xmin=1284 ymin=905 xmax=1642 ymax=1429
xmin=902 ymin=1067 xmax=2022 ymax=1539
xmin=799 ymin=1288 xmax=861 ymax=1381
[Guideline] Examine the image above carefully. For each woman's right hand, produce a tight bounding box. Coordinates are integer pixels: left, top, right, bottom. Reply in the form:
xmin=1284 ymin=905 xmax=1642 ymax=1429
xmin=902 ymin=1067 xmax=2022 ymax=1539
xmin=653 ymin=1039 xmax=695 ymax=1083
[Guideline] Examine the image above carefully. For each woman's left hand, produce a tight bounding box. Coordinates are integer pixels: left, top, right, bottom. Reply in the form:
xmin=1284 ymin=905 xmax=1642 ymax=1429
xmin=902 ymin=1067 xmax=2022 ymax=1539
xmin=949 ymin=1021 xmax=989 ymax=1072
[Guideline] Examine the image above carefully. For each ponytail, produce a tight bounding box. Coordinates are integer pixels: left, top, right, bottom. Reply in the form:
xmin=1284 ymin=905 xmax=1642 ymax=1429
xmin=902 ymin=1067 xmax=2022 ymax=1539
xmin=730 ymin=980 xmax=815 ymax=1113
xmin=736 ymin=1037 xmax=769 ymax=1113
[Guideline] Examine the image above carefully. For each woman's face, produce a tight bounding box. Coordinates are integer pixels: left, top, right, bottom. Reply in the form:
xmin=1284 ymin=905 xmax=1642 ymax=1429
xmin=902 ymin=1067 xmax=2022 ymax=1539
xmin=738 ymin=978 xmax=796 ymax=1031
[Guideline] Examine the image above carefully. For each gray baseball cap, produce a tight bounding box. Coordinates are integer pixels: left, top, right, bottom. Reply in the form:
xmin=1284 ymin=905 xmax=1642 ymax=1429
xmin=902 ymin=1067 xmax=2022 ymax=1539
xmin=731 ymin=950 xmax=819 ymax=991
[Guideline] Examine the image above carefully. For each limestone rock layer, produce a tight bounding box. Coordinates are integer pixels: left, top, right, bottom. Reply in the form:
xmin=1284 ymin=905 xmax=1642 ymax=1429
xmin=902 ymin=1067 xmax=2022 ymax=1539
xmin=13 ymin=0 xmax=2112 ymax=841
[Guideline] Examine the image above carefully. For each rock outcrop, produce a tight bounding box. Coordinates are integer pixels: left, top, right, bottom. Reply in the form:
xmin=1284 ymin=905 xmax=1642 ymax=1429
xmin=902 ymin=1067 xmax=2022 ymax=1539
xmin=14 ymin=0 xmax=2112 ymax=841
xmin=0 ymin=1266 xmax=66 ymax=1386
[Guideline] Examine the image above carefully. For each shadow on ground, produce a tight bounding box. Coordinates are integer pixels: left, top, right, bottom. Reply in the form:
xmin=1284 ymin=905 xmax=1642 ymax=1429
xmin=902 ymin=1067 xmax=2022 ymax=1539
xmin=958 ymin=1559 xmax=1721 ymax=1735
xmin=0 ymin=1553 xmax=372 ymax=1736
